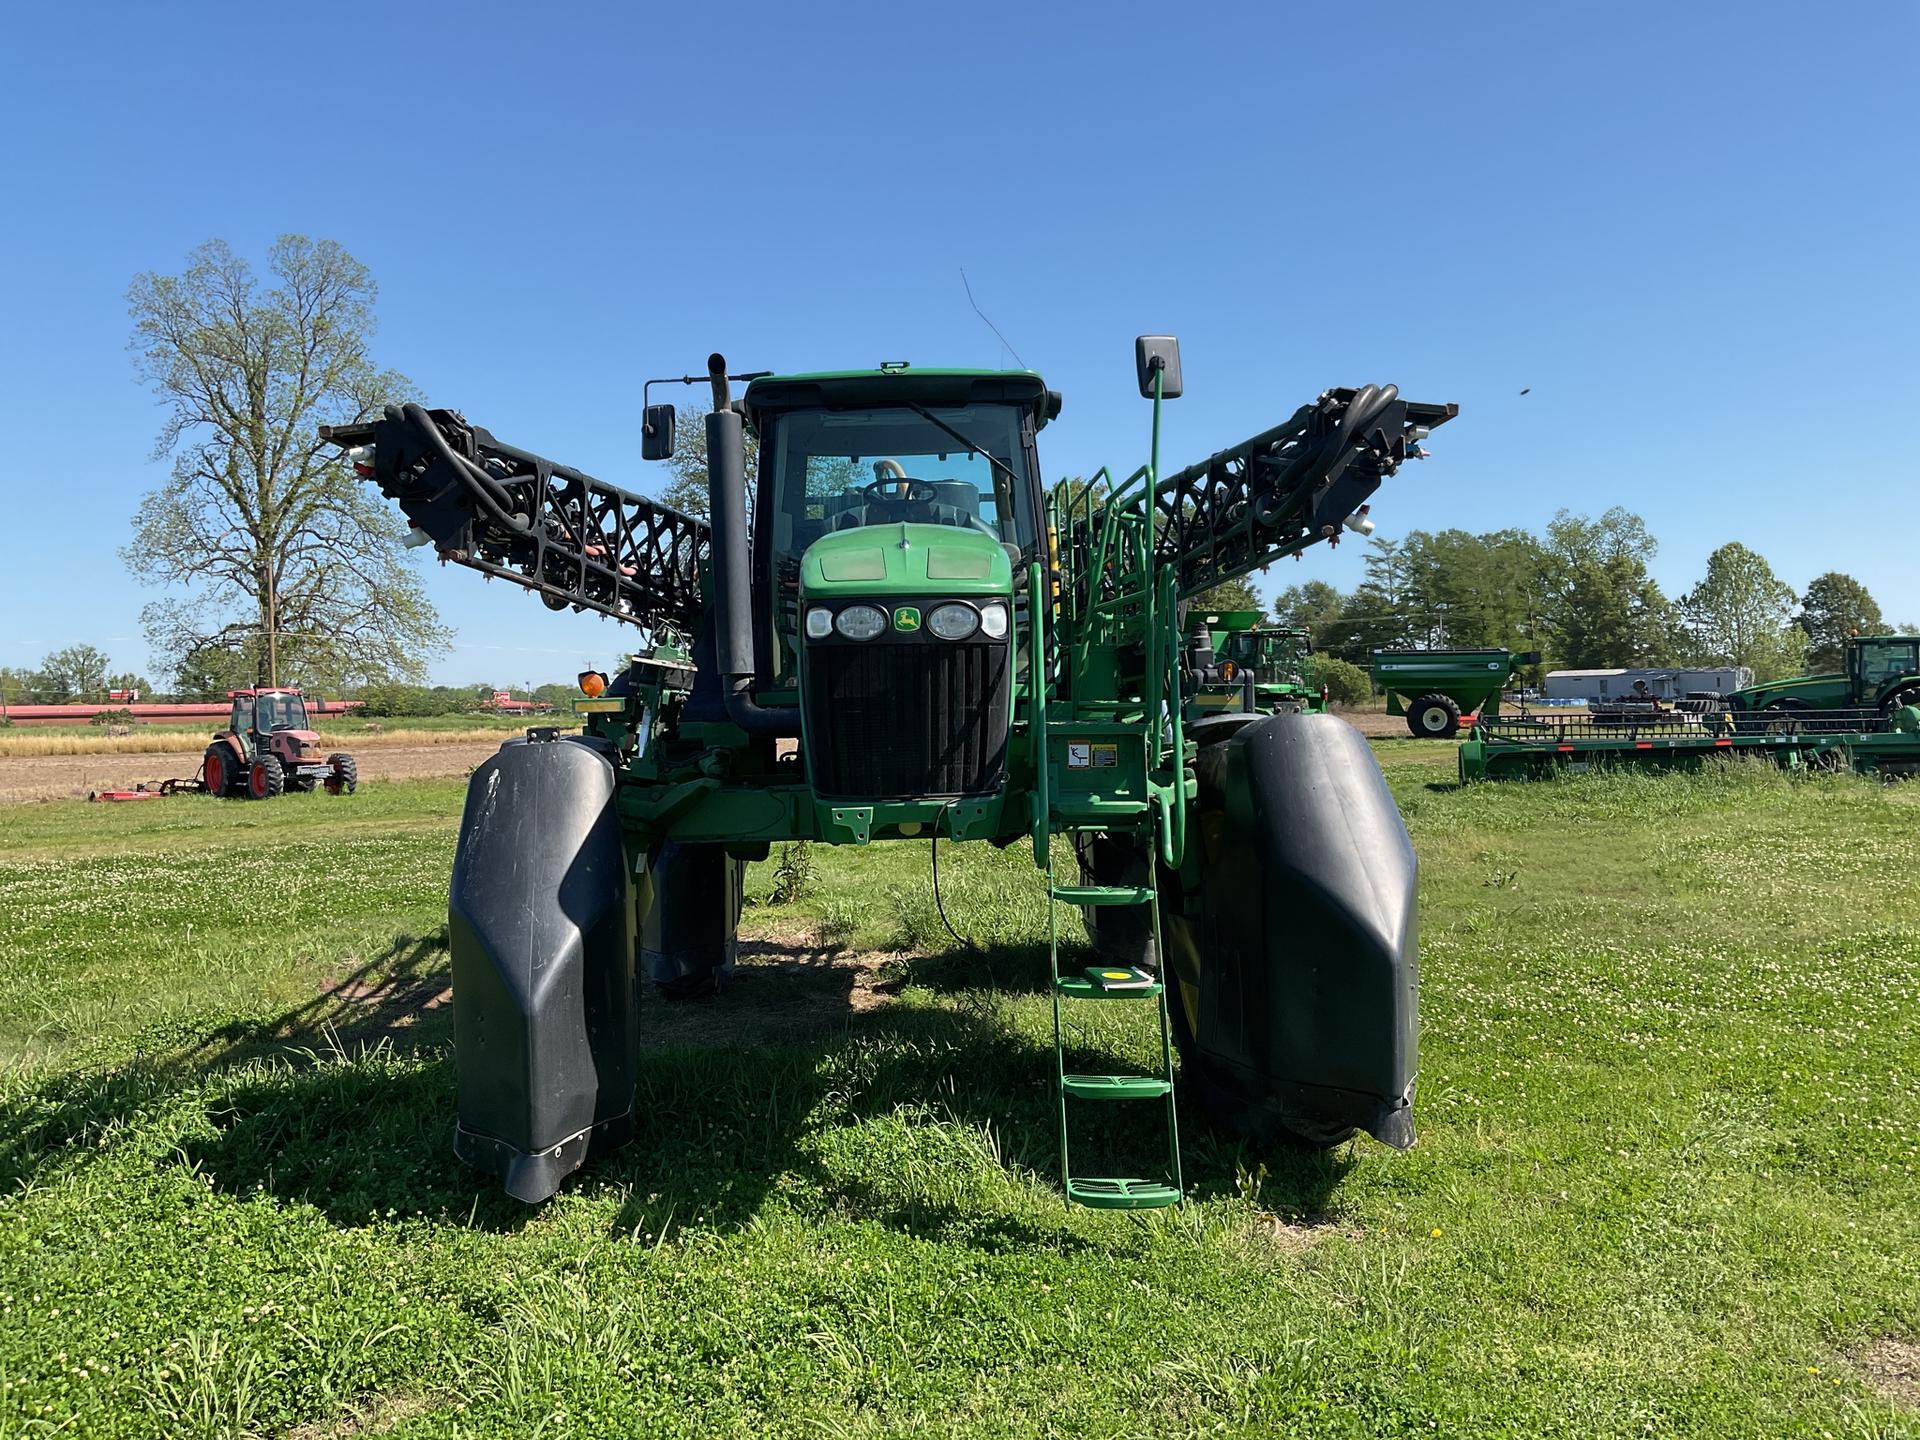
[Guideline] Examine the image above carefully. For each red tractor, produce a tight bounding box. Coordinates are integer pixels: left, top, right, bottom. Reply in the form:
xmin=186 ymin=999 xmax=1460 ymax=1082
xmin=200 ymin=688 xmax=358 ymax=799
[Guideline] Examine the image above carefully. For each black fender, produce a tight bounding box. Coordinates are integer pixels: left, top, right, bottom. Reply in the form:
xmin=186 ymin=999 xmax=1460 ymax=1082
xmin=448 ymin=733 xmax=637 ymax=1201
xmin=1166 ymin=711 xmax=1418 ymax=1148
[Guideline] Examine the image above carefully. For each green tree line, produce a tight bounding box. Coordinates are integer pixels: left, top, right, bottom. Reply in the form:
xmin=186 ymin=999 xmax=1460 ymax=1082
xmin=0 ymin=643 xmax=592 ymax=714
xmin=1267 ymin=507 xmax=1899 ymax=683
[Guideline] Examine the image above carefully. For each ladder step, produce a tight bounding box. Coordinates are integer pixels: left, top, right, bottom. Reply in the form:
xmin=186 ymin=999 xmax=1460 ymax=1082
xmin=1048 ymin=796 xmax=1152 ymax=822
xmin=1049 ymin=884 xmax=1153 ymax=907
xmin=1066 ymin=1177 xmax=1182 ymax=1210
xmin=1061 ymin=1074 xmax=1172 ymax=1100
xmin=1055 ymin=974 xmax=1163 ymax=1001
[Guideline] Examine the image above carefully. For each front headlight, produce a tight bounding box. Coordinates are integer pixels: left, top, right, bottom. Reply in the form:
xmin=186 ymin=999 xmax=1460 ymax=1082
xmin=805 ymin=606 xmax=834 ymax=640
xmin=928 ymin=602 xmax=980 ymax=641
xmin=834 ymin=604 xmax=888 ymax=641
xmin=979 ymin=601 xmax=1009 ymax=639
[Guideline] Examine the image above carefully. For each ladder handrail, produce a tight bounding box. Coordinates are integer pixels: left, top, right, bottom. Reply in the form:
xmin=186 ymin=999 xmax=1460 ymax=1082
xmin=1028 ymin=560 xmax=1051 ymax=871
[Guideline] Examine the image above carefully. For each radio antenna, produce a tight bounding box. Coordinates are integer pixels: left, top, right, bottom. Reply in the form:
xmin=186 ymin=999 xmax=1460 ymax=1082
xmin=960 ymin=267 xmax=1028 ymax=370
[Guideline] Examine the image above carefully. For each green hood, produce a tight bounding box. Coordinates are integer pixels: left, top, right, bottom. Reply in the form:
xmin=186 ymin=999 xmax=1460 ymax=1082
xmin=1730 ymin=671 xmax=1847 ymax=708
xmin=799 ymin=523 xmax=1012 ymax=599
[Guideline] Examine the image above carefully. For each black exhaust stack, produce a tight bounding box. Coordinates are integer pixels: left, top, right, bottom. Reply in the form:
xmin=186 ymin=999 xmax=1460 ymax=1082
xmin=705 ymin=353 xmax=800 ymax=737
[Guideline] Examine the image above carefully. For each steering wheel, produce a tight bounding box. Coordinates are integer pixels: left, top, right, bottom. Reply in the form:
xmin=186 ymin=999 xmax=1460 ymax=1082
xmin=859 ymin=471 xmax=941 ymax=518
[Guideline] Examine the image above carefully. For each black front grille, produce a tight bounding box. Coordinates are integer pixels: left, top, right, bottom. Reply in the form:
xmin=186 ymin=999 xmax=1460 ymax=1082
xmin=805 ymin=641 xmax=1011 ymax=800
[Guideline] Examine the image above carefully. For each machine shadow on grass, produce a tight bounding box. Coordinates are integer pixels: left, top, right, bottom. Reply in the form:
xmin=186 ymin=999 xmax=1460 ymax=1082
xmin=6 ymin=929 xmax=1350 ymax=1242
xmin=0 ymin=932 xmax=458 ymax=1202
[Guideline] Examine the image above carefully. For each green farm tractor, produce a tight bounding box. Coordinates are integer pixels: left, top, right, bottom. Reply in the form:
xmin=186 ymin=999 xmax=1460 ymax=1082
xmin=1728 ymin=635 xmax=1920 ymax=718
xmin=324 ymin=341 xmax=1454 ymax=1207
xmin=1187 ymin=612 xmax=1327 ymax=720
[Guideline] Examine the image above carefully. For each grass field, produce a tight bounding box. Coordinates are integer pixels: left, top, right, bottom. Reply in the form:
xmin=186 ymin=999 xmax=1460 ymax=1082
xmin=1 ymin=745 xmax=1916 ymax=1437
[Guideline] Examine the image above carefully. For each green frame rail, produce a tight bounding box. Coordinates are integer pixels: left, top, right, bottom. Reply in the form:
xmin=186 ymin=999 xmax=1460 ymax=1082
xmin=1459 ymin=706 xmax=1920 ymax=782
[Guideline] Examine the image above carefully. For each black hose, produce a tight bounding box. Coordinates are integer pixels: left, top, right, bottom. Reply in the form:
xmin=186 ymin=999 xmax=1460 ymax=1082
xmin=401 ymin=403 xmax=530 ymax=533
xmin=930 ymin=802 xmax=972 ymax=950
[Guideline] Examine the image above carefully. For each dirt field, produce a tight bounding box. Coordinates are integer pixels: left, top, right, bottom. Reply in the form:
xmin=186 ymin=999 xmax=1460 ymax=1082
xmin=1336 ymin=705 xmax=1406 ymax=737
xmin=0 ymin=714 xmax=1414 ymax=804
xmin=0 ymin=740 xmax=500 ymax=804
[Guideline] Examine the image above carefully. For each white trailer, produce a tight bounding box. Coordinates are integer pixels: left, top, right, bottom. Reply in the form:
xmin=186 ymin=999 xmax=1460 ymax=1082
xmin=1543 ymin=666 xmax=1752 ymax=701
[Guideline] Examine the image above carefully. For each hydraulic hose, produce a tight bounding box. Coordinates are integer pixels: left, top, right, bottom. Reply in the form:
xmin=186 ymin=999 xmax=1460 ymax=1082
xmin=400 ymin=403 xmax=531 ymax=534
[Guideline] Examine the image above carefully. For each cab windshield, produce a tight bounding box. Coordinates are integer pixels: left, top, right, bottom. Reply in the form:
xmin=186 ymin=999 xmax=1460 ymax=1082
xmin=764 ymin=404 xmax=1035 ymax=571
xmin=255 ymin=693 xmax=309 ymax=731
xmin=760 ymin=404 xmax=1036 ymax=678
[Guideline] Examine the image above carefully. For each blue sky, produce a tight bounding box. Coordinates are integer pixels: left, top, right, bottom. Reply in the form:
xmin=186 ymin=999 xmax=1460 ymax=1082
xmin=1 ymin=1 xmax=1914 ymax=686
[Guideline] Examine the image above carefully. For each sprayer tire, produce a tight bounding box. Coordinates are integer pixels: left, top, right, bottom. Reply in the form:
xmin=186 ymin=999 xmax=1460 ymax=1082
xmin=1406 ymin=693 xmax=1462 ymax=739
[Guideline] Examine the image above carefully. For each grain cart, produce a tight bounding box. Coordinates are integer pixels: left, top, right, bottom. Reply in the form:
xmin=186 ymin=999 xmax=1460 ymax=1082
xmin=323 ymin=342 xmax=1454 ymax=1207
xmin=1187 ymin=613 xmax=1327 ymax=720
xmin=201 ymin=688 xmax=359 ymax=799
xmin=1370 ymin=646 xmax=1540 ymax=738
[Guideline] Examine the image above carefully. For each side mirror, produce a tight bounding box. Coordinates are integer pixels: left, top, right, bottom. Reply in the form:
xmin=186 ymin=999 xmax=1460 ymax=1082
xmin=1134 ymin=335 xmax=1183 ymax=400
xmin=641 ymin=403 xmax=677 ymax=461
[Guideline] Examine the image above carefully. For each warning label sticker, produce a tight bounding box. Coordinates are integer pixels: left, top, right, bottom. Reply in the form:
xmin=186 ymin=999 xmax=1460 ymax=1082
xmin=1066 ymin=742 xmax=1091 ymax=769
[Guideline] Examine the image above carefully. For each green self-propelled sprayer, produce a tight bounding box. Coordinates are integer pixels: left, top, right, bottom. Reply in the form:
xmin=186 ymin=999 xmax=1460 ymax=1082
xmin=322 ymin=340 xmax=1456 ymax=1207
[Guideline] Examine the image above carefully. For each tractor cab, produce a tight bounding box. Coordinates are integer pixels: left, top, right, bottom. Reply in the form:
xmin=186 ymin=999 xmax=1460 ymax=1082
xmin=1851 ymin=636 xmax=1920 ymax=699
xmin=743 ymin=368 xmax=1056 ymax=672
xmin=654 ymin=367 xmax=1056 ymax=809
xmin=228 ymin=687 xmax=314 ymax=744
xmin=1189 ymin=612 xmax=1324 ymax=718
xmin=1220 ymin=625 xmax=1312 ymax=685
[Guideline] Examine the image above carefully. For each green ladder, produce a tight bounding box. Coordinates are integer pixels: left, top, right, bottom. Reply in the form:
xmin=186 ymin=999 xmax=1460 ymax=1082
xmin=1045 ymin=854 xmax=1184 ymax=1210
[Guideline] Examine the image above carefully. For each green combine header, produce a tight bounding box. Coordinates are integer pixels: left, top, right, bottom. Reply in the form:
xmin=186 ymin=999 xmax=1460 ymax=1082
xmin=1458 ymin=705 xmax=1920 ymax=782
xmin=324 ymin=339 xmax=1455 ymax=1208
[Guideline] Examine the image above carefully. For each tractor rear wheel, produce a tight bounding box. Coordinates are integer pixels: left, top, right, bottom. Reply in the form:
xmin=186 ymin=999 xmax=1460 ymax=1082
xmin=202 ymin=747 xmax=235 ymax=798
xmin=324 ymin=753 xmax=358 ymax=795
xmin=1881 ymin=685 xmax=1920 ymax=716
xmin=247 ymin=754 xmax=286 ymax=800
xmin=1406 ymin=693 xmax=1463 ymax=739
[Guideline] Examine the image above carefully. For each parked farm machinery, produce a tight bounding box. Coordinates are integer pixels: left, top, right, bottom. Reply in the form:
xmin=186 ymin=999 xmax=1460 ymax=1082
xmin=200 ymin=689 xmax=358 ymax=798
xmin=1371 ymin=646 xmax=1539 ymax=738
xmin=1458 ymin=704 xmax=1920 ymax=782
xmin=82 ymin=688 xmax=359 ymax=802
xmin=1727 ymin=635 xmax=1920 ymax=719
xmin=1186 ymin=612 xmax=1326 ymax=720
xmin=323 ymin=341 xmax=1456 ymax=1207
